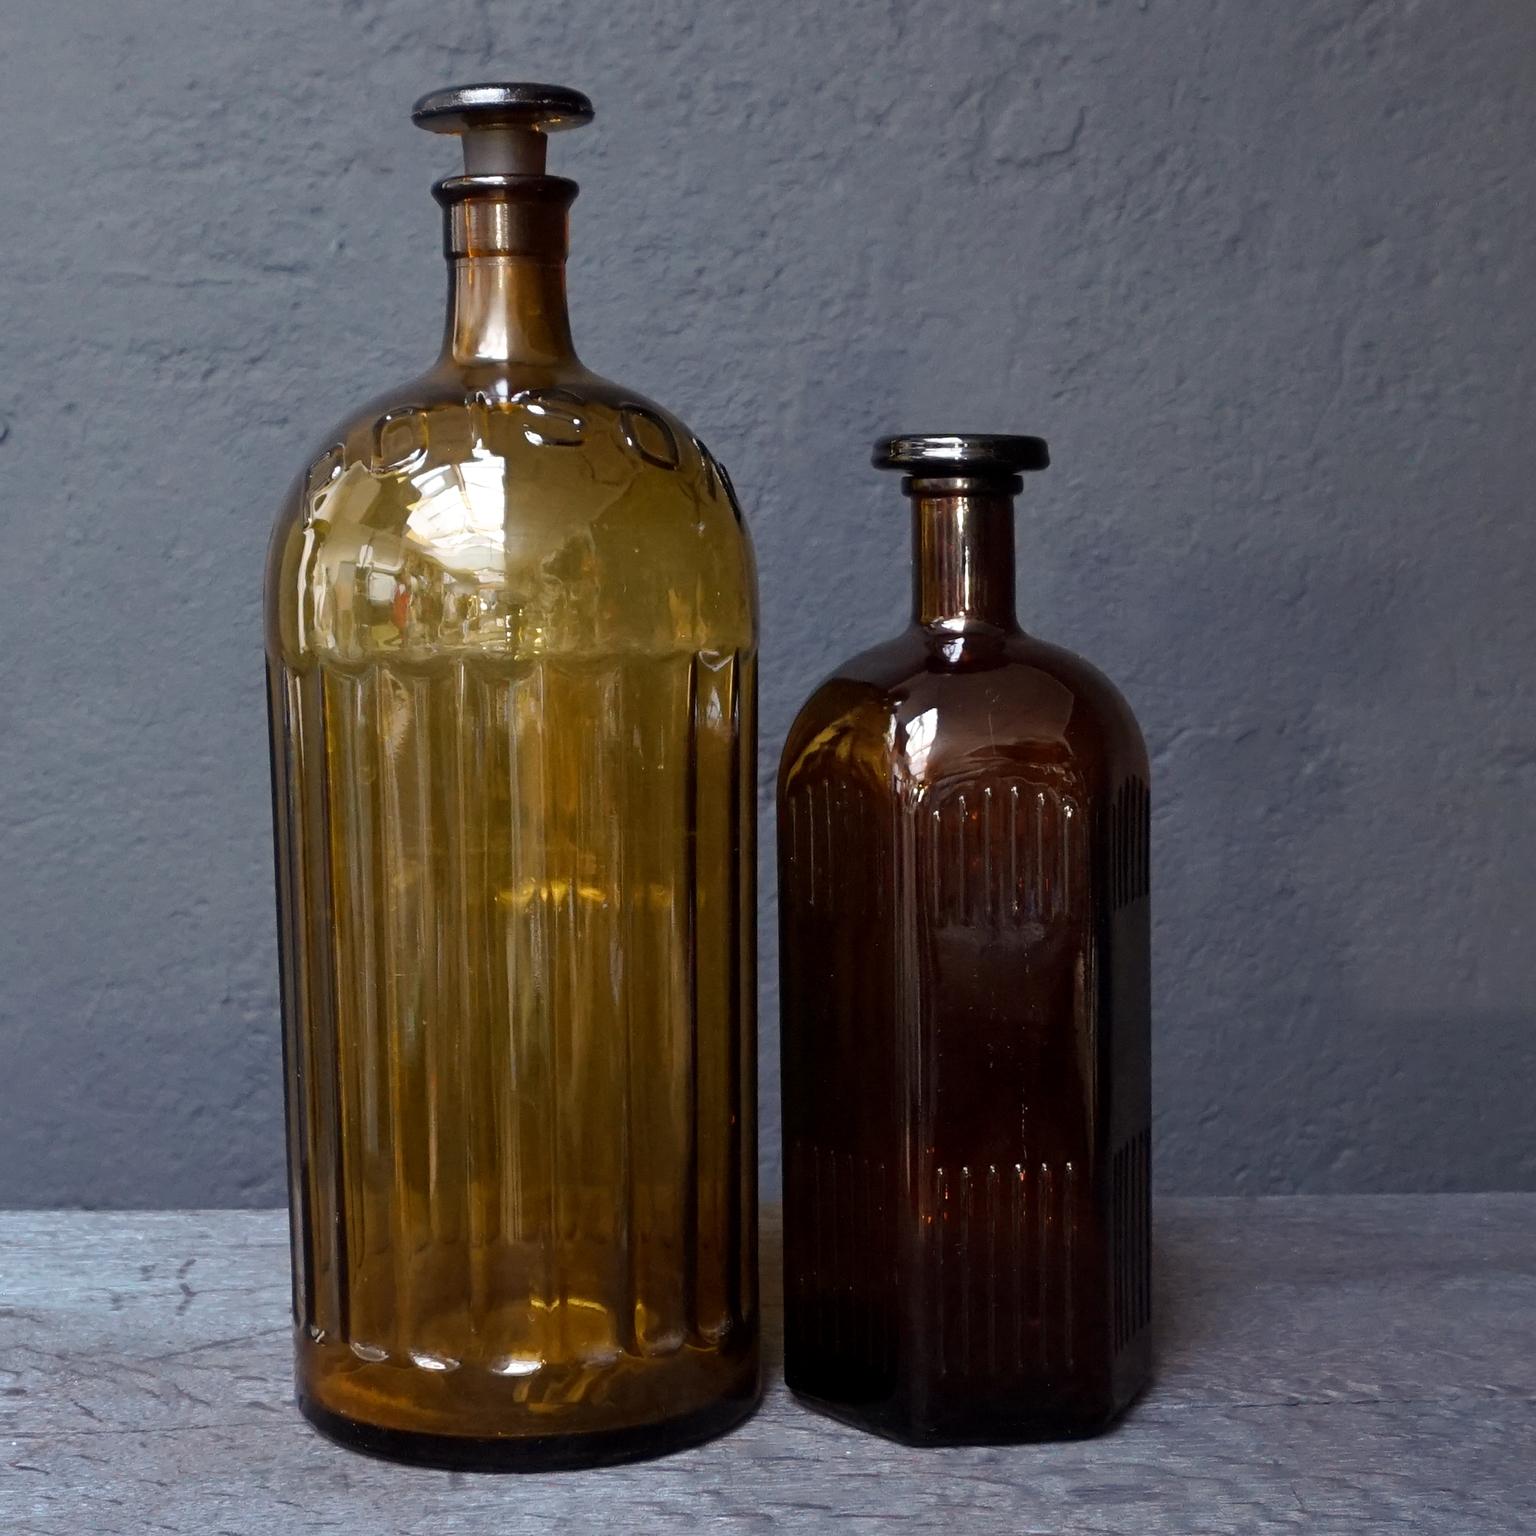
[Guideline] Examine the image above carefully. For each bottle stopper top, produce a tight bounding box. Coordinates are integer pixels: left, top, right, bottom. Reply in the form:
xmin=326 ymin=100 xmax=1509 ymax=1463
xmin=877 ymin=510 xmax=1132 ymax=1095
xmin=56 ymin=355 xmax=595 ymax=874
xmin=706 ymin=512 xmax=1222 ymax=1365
xmin=412 ymin=83 xmax=594 ymax=177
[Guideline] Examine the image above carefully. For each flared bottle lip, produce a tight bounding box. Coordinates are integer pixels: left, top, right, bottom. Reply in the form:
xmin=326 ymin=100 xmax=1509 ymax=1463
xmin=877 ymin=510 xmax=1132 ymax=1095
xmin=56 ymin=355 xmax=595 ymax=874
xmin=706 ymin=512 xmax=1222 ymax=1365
xmin=874 ymin=434 xmax=1051 ymax=476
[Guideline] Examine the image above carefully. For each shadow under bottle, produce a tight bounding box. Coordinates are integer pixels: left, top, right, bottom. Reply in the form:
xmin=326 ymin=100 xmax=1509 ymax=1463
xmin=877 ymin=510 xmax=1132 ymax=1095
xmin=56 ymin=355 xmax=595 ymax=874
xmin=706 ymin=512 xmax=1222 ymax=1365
xmin=778 ymin=435 xmax=1151 ymax=1444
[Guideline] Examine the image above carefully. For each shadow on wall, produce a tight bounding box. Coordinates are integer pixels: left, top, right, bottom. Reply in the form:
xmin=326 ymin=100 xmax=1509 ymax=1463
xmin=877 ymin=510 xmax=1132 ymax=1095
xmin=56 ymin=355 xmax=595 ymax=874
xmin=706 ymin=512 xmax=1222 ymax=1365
xmin=1138 ymin=492 xmax=1534 ymax=1194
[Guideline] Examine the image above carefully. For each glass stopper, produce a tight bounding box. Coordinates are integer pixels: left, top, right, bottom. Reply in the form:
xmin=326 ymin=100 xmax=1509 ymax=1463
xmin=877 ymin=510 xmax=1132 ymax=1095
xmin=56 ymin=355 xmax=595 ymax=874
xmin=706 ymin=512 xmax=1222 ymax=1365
xmin=873 ymin=433 xmax=1051 ymax=476
xmin=412 ymin=82 xmax=595 ymax=176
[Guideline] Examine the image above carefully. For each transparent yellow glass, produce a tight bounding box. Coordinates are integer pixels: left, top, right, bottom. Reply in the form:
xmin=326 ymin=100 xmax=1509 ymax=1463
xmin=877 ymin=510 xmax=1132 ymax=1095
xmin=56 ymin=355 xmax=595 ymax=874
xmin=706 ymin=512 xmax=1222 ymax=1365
xmin=264 ymin=86 xmax=758 ymax=1469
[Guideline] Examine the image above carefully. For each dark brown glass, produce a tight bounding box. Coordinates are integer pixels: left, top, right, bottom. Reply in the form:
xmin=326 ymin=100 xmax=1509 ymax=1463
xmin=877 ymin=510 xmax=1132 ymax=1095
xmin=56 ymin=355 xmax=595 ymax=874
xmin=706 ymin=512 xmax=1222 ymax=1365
xmin=778 ymin=443 xmax=1150 ymax=1444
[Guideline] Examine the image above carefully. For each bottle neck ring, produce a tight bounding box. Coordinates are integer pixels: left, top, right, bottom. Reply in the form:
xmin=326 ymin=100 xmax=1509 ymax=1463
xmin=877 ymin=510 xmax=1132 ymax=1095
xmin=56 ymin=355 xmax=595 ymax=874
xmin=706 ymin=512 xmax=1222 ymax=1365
xmin=434 ymin=174 xmax=577 ymax=258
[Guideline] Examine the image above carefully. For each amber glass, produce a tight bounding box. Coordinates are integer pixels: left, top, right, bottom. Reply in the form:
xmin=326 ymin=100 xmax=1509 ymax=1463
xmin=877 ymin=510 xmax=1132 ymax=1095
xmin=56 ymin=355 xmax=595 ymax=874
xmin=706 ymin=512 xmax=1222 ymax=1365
xmin=778 ymin=447 xmax=1150 ymax=1444
xmin=264 ymin=90 xmax=758 ymax=1469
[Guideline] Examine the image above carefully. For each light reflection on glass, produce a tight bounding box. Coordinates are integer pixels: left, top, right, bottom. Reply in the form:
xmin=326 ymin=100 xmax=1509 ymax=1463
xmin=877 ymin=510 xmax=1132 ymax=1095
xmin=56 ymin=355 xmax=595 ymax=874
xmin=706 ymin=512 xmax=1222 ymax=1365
xmin=405 ymin=452 xmax=508 ymax=579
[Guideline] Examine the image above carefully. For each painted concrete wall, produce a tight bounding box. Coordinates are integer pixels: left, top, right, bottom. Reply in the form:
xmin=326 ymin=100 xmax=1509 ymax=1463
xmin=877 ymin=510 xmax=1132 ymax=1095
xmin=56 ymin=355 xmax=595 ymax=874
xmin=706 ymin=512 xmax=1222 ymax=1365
xmin=2 ymin=0 xmax=1532 ymax=1205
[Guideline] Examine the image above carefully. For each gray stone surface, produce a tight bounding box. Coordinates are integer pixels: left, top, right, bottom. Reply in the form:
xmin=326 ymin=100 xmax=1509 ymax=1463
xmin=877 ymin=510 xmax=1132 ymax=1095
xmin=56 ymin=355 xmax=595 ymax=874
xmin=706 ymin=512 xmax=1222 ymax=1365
xmin=1 ymin=2 xmax=1534 ymax=1206
xmin=3 ymin=1197 xmax=1535 ymax=1533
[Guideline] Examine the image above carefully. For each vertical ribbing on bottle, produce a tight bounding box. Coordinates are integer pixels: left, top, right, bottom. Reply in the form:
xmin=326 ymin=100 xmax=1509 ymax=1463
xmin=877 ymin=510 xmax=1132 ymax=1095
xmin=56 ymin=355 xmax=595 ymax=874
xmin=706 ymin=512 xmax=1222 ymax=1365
xmin=294 ymin=665 xmax=349 ymax=1348
xmin=267 ymin=662 xmax=314 ymax=1334
xmin=692 ymin=650 xmax=742 ymax=1342
xmin=322 ymin=669 xmax=372 ymax=1355
xmin=681 ymin=652 xmax=703 ymax=1342
xmin=452 ymin=663 xmax=491 ymax=1341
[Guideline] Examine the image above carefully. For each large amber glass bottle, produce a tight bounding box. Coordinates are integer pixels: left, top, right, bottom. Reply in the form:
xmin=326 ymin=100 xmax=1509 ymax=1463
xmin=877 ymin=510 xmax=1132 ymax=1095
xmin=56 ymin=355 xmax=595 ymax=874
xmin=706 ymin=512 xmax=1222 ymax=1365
xmin=265 ymin=85 xmax=758 ymax=1469
xmin=778 ymin=435 xmax=1149 ymax=1444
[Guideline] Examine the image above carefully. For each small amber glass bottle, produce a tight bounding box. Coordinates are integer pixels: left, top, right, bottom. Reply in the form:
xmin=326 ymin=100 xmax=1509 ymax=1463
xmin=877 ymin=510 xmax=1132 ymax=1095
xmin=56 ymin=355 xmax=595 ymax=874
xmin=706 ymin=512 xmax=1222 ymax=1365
xmin=778 ymin=434 xmax=1150 ymax=1443
xmin=265 ymin=85 xmax=758 ymax=1469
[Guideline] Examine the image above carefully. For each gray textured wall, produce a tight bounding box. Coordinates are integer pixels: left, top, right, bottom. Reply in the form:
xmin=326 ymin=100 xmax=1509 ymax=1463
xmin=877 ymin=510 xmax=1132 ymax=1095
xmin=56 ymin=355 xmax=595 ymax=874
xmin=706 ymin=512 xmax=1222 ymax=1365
xmin=2 ymin=0 xmax=1532 ymax=1207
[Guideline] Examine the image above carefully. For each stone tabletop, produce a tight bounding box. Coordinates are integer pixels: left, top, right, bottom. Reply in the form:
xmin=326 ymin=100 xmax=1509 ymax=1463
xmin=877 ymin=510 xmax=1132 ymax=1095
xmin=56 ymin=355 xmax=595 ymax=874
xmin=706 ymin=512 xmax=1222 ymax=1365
xmin=2 ymin=1197 xmax=1533 ymax=1534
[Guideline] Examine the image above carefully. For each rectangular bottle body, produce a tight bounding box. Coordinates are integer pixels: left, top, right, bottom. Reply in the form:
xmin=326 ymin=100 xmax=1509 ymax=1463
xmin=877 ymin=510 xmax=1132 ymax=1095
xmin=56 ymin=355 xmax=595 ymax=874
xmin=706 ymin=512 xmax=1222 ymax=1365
xmin=779 ymin=651 xmax=1151 ymax=1444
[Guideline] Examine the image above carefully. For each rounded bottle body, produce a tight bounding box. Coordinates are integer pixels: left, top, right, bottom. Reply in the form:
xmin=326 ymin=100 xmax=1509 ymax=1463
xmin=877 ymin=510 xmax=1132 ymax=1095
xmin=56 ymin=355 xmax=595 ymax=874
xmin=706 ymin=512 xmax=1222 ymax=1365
xmin=266 ymin=362 xmax=759 ymax=1467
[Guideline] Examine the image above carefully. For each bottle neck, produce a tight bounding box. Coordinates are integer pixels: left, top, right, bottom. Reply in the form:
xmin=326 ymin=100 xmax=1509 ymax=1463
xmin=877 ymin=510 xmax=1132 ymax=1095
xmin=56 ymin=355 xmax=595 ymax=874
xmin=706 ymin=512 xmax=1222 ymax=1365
xmin=909 ymin=478 xmax=1021 ymax=632
xmin=444 ymin=254 xmax=576 ymax=366
xmin=436 ymin=179 xmax=579 ymax=369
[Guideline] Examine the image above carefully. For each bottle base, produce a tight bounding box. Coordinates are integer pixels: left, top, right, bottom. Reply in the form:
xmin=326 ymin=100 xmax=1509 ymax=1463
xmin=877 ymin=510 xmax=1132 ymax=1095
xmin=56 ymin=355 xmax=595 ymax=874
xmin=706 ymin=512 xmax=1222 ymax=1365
xmin=786 ymin=1381 xmax=1146 ymax=1447
xmin=298 ymin=1387 xmax=760 ymax=1473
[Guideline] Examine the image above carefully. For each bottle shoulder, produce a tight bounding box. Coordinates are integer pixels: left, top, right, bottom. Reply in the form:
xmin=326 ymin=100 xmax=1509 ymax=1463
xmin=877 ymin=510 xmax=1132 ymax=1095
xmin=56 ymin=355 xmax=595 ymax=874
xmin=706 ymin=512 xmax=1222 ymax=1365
xmin=265 ymin=363 xmax=754 ymax=666
xmin=270 ymin=363 xmax=745 ymax=542
xmin=780 ymin=627 xmax=1147 ymax=800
